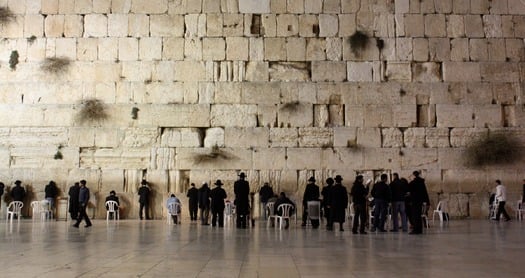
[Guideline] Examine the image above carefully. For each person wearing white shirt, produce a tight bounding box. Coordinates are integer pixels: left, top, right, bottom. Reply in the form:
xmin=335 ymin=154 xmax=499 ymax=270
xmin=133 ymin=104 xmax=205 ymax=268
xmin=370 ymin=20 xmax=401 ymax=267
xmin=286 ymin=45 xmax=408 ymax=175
xmin=494 ymin=180 xmax=511 ymax=222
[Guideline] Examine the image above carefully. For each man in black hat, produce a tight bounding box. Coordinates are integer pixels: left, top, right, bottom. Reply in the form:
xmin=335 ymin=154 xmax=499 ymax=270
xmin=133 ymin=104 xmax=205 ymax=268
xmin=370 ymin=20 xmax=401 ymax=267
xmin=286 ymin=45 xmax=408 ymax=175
xmin=330 ymin=175 xmax=348 ymax=231
xmin=187 ymin=183 xmax=198 ymax=221
xmin=138 ymin=179 xmax=151 ymax=220
xmin=302 ymin=176 xmax=320 ymax=228
xmin=234 ymin=172 xmax=250 ymax=228
xmin=408 ymin=171 xmax=430 ymax=234
xmin=321 ymin=178 xmax=334 ymax=230
xmin=351 ymin=175 xmax=369 ymax=234
xmin=210 ymin=180 xmax=227 ymax=227
xmin=11 ymin=180 xmax=26 ymax=202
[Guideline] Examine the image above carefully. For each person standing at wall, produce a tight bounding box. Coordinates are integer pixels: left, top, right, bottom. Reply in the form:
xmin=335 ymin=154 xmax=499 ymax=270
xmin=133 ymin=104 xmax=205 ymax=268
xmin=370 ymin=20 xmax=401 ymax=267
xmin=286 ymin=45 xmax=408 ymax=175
xmin=187 ymin=183 xmax=198 ymax=221
xmin=0 ymin=182 xmax=4 ymax=209
xmin=321 ymin=178 xmax=334 ymax=230
xmin=390 ymin=173 xmax=408 ymax=232
xmin=330 ymin=175 xmax=348 ymax=232
xmin=210 ymin=180 xmax=227 ymax=228
xmin=138 ymin=179 xmax=151 ymax=220
xmin=302 ymin=176 xmax=320 ymax=228
xmin=68 ymin=182 xmax=80 ymax=220
xmin=45 ymin=180 xmax=58 ymax=210
xmin=11 ymin=180 xmax=26 ymax=202
xmin=408 ymin=171 xmax=430 ymax=234
xmin=371 ymin=174 xmax=391 ymax=232
xmin=351 ymin=175 xmax=369 ymax=234
xmin=73 ymin=180 xmax=92 ymax=228
xmin=234 ymin=172 xmax=250 ymax=229
xmin=198 ymin=182 xmax=211 ymax=225
xmin=494 ymin=179 xmax=511 ymax=222
xmin=259 ymin=182 xmax=274 ymax=220
xmin=166 ymin=194 xmax=181 ymax=224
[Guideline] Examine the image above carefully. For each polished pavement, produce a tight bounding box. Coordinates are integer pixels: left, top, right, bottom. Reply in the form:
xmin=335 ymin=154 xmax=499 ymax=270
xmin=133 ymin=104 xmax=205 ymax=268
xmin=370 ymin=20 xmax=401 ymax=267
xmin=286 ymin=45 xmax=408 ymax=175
xmin=0 ymin=217 xmax=523 ymax=278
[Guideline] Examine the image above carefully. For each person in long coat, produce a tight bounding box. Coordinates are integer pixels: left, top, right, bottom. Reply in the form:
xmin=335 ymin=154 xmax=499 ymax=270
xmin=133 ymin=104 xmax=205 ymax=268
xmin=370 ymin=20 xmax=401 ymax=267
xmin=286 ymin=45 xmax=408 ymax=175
xmin=302 ymin=176 xmax=320 ymax=228
xmin=11 ymin=180 xmax=26 ymax=202
xmin=234 ymin=172 xmax=250 ymax=229
xmin=186 ymin=183 xmax=199 ymax=221
xmin=198 ymin=182 xmax=211 ymax=225
xmin=68 ymin=182 xmax=80 ymax=220
xmin=350 ymin=175 xmax=369 ymax=234
xmin=321 ymin=178 xmax=334 ymax=230
xmin=330 ymin=175 xmax=348 ymax=232
xmin=210 ymin=180 xmax=227 ymax=227
xmin=138 ymin=180 xmax=151 ymax=220
xmin=408 ymin=171 xmax=430 ymax=234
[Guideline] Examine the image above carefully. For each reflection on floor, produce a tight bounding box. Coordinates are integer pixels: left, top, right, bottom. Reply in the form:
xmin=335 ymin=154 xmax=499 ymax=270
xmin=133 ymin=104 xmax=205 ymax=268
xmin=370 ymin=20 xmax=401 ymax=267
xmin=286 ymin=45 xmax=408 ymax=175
xmin=0 ymin=219 xmax=522 ymax=277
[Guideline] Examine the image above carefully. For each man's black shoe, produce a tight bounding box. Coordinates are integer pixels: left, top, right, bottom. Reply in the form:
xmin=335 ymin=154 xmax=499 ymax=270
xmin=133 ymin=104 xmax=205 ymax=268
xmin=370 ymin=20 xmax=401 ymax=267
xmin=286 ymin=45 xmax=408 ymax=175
xmin=72 ymin=224 xmax=79 ymax=228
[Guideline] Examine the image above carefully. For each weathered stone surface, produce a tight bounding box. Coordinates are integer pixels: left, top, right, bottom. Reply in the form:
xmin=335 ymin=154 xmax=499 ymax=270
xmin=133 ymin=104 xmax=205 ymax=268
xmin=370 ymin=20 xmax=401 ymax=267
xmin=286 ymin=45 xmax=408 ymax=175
xmin=425 ymin=128 xmax=450 ymax=148
xmin=449 ymin=128 xmax=488 ymax=147
xmin=382 ymin=128 xmax=403 ymax=148
xmin=298 ymin=127 xmax=332 ymax=147
xmin=176 ymin=147 xmax=252 ymax=170
xmin=436 ymin=104 xmax=474 ymax=128
xmin=311 ymin=61 xmax=346 ymax=82
xmin=253 ymin=148 xmax=286 ymax=169
xmin=269 ymin=128 xmax=298 ymax=147
xmin=363 ymin=148 xmax=401 ymax=170
xmin=277 ymin=102 xmax=313 ymax=127
xmin=443 ymin=62 xmax=481 ymax=82
xmin=286 ymin=148 xmax=322 ymax=170
xmin=269 ymin=62 xmax=309 ymax=82
xmin=239 ymin=0 xmax=270 ymax=13
xmin=211 ymin=104 xmax=257 ymax=127
xmin=404 ymin=127 xmax=426 ymax=148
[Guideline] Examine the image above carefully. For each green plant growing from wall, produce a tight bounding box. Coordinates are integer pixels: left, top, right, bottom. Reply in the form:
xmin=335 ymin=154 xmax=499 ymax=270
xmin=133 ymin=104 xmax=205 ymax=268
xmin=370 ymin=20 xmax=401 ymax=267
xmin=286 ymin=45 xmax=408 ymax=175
xmin=131 ymin=107 xmax=139 ymax=120
xmin=54 ymin=145 xmax=63 ymax=160
xmin=0 ymin=7 xmax=15 ymax=25
xmin=41 ymin=57 xmax=71 ymax=74
xmin=76 ymin=98 xmax=109 ymax=124
xmin=349 ymin=31 xmax=369 ymax=56
xmin=465 ymin=133 xmax=522 ymax=167
xmin=9 ymin=50 xmax=18 ymax=70
xmin=192 ymin=145 xmax=237 ymax=164
xmin=27 ymin=35 xmax=36 ymax=45
xmin=279 ymin=101 xmax=301 ymax=113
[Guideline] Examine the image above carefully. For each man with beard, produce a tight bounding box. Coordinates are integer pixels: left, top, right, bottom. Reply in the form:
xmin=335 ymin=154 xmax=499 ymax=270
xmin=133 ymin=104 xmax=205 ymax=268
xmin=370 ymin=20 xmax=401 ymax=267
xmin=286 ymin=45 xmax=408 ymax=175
xmin=234 ymin=172 xmax=250 ymax=229
xmin=210 ymin=180 xmax=227 ymax=227
xmin=330 ymin=175 xmax=348 ymax=232
xmin=187 ymin=183 xmax=198 ymax=221
xmin=408 ymin=171 xmax=430 ymax=234
xmin=68 ymin=182 xmax=80 ymax=220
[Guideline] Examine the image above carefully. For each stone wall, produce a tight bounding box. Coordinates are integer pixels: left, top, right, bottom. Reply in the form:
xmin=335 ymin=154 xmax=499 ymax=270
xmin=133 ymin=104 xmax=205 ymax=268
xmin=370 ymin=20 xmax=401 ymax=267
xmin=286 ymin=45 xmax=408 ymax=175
xmin=0 ymin=0 xmax=524 ymax=219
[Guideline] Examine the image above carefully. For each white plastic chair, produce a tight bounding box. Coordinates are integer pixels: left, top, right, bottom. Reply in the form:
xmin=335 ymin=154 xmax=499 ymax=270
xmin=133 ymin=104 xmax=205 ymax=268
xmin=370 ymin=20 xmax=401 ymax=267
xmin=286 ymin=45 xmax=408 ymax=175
xmin=347 ymin=202 xmax=355 ymax=222
xmin=516 ymin=200 xmax=524 ymax=221
xmin=40 ymin=200 xmax=52 ymax=220
xmin=422 ymin=203 xmax=430 ymax=229
xmin=306 ymin=201 xmax=321 ymax=226
xmin=6 ymin=201 xmax=23 ymax=222
xmin=432 ymin=201 xmax=448 ymax=224
xmin=31 ymin=201 xmax=40 ymax=221
xmin=105 ymin=201 xmax=119 ymax=221
xmin=167 ymin=202 xmax=180 ymax=224
xmin=266 ymin=202 xmax=276 ymax=228
xmin=275 ymin=203 xmax=293 ymax=229
xmin=224 ymin=201 xmax=234 ymax=224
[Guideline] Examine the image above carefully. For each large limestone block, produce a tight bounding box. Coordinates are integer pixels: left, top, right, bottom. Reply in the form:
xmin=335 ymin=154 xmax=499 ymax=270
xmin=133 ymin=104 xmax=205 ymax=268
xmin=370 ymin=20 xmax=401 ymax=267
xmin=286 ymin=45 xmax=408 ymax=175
xmin=298 ymin=127 xmax=332 ymax=147
xmin=10 ymin=146 xmax=80 ymax=169
xmin=286 ymin=38 xmax=306 ymax=61
xmin=400 ymin=148 xmax=438 ymax=170
xmin=483 ymin=15 xmax=502 ymax=38
xmin=306 ymin=38 xmax=326 ymax=61
xmin=286 ymin=148 xmax=322 ymax=170
xmin=395 ymin=37 xmax=412 ymax=61
xmin=223 ymin=14 xmax=243 ymax=36
xmin=363 ymin=105 xmax=393 ymax=127
xmin=311 ymin=61 xmax=346 ymax=82
xmin=202 ymin=38 xmax=225 ymax=61
xmin=137 ymin=104 xmax=209 ymax=127
xmin=160 ymin=128 xmax=201 ymax=148
xmin=347 ymin=62 xmax=374 ymax=82
xmin=363 ymin=148 xmax=401 ymax=170
xmin=264 ymin=38 xmax=286 ymax=61
xmin=442 ymin=169 xmax=491 ymax=193
xmin=93 ymin=128 xmax=121 ymax=148
xmin=450 ymin=38 xmax=469 ymax=62
xmin=269 ymin=128 xmax=298 ymax=147
xmin=98 ymin=38 xmax=118 ymax=61
xmin=319 ymin=14 xmax=338 ymax=37
xmin=299 ymin=15 xmax=318 ymax=37
xmin=425 ymin=14 xmax=446 ymax=37
xmin=280 ymin=82 xmax=316 ymax=104
xmin=357 ymin=128 xmax=381 ymax=148
xmin=107 ymin=14 xmax=128 ymax=37
xmin=443 ymin=62 xmax=481 ymax=82
xmin=326 ymin=38 xmax=342 ymax=61
xmin=42 ymin=0 xmax=59 ymax=14
xmin=93 ymin=0 xmax=111 ymax=13
xmin=226 ymin=37 xmax=249 ymax=61
xmin=333 ymin=127 xmax=357 ymax=147
xmin=269 ymin=62 xmax=309 ymax=82
xmin=382 ymin=128 xmax=403 ymax=148
xmin=412 ymin=62 xmax=442 ymax=82
xmin=257 ymin=105 xmax=278 ymax=128
xmin=122 ymin=128 xmax=159 ymax=148
xmin=345 ymin=105 xmax=364 ymax=127
xmin=176 ymin=147 xmax=252 ymax=170
xmin=80 ymin=147 xmax=150 ymax=170
xmin=128 ymin=14 xmax=149 ymax=37
xmin=436 ymin=104 xmax=474 ymax=128
xmin=44 ymin=15 xmax=64 ymax=37
xmin=131 ymin=0 xmax=168 ymax=13
xmin=253 ymin=147 xmax=286 ymax=169
xmin=447 ymin=15 xmax=465 ymax=38
xmin=84 ymin=14 xmax=107 ymax=37
xmin=480 ymin=62 xmax=520 ymax=82
xmin=404 ymin=14 xmax=424 ymax=37
xmin=438 ymin=148 xmax=467 ymax=169
xmin=425 ymin=128 xmax=450 ymax=148
xmin=464 ymin=15 xmax=484 ymax=38
xmin=118 ymin=38 xmax=139 ymax=61
xmin=404 ymin=128 xmax=426 ymax=148
xmin=428 ymin=38 xmax=450 ymax=61
xmin=241 ymin=82 xmax=279 ymax=104
xmin=56 ymin=38 xmax=77 ymax=60
xmin=173 ymin=61 xmax=207 ymax=81
xmin=214 ymin=82 xmax=241 ymax=104
xmin=0 ymin=147 xmax=10 ymax=168
xmin=474 ymin=105 xmax=503 ymax=128
xmin=239 ymin=0 xmax=270 ymax=13
xmin=151 ymin=15 xmax=184 ymax=37
xmin=210 ymin=104 xmax=257 ymax=127
xmin=277 ymin=102 xmax=313 ymax=127
xmin=224 ymin=127 xmax=269 ymax=148
xmin=249 ymin=37 xmax=264 ymax=61
xmin=24 ymin=14 xmax=44 ymax=38
xmin=69 ymin=127 xmax=96 ymax=147
xmin=162 ymin=37 xmax=184 ymax=60
xmin=385 ymin=62 xmax=411 ymax=82
xmin=449 ymin=128 xmax=488 ymax=147
xmin=321 ymin=147 xmax=363 ymax=170
xmin=6 ymin=127 xmax=68 ymax=147
xmin=203 ymin=127 xmax=224 ymax=147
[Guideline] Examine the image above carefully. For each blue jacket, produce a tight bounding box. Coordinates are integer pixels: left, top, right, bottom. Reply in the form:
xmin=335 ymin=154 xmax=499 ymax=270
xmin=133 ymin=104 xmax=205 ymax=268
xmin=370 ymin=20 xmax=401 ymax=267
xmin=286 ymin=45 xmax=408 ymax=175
xmin=79 ymin=186 xmax=90 ymax=206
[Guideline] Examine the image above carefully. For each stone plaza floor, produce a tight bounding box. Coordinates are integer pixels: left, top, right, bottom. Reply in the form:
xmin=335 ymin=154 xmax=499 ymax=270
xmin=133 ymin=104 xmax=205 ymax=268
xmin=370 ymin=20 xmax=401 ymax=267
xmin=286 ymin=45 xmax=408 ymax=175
xmin=0 ymin=217 xmax=523 ymax=278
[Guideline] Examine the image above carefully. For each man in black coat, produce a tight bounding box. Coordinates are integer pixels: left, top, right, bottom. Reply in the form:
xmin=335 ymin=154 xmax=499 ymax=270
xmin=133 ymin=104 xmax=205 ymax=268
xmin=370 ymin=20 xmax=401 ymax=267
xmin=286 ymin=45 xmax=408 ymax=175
xmin=234 ymin=172 xmax=250 ymax=228
xmin=390 ymin=173 xmax=409 ymax=232
xmin=73 ymin=180 xmax=92 ymax=228
xmin=210 ymin=180 xmax=227 ymax=227
xmin=408 ymin=171 xmax=430 ymax=234
xmin=45 ymin=180 xmax=58 ymax=209
xmin=138 ymin=179 xmax=151 ymax=220
xmin=68 ymin=182 xmax=80 ymax=220
xmin=321 ymin=178 xmax=334 ymax=230
xmin=259 ymin=182 xmax=274 ymax=220
xmin=351 ymin=175 xmax=369 ymax=234
xmin=11 ymin=180 xmax=26 ymax=202
xmin=330 ymin=175 xmax=348 ymax=232
xmin=187 ymin=183 xmax=198 ymax=221
xmin=0 ymin=182 xmax=4 ymax=209
xmin=371 ymin=174 xmax=391 ymax=232
xmin=198 ymin=182 xmax=211 ymax=225
xmin=302 ymin=176 xmax=320 ymax=228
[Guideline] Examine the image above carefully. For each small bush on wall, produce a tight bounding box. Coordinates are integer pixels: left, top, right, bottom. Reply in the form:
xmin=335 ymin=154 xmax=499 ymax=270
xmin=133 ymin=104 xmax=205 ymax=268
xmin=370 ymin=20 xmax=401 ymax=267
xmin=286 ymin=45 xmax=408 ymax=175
xmin=76 ymin=98 xmax=109 ymax=124
xmin=0 ymin=7 xmax=15 ymax=25
xmin=192 ymin=145 xmax=237 ymax=164
xmin=41 ymin=57 xmax=71 ymax=74
xmin=465 ymin=133 xmax=522 ymax=167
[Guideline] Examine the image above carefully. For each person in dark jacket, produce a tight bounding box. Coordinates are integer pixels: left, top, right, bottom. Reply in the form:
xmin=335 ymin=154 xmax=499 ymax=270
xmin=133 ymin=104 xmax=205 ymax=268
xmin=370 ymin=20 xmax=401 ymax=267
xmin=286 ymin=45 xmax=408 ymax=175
xmin=0 ymin=182 xmax=4 ymax=209
xmin=302 ymin=176 xmax=320 ymax=228
xmin=273 ymin=192 xmax=295 ymax=229
xmin=68 ymin=182 xmax=80 ymax=220
xmin=11 ymin=180 xmax=26 ymax=202
xmin=321 ymin=178 xmax=334 ymax=230
xmin=198 ymin=182 xmax=211 ymax=225
xmin=105 ymin=190 xmax=120 ymax=220
xmin=408 ymin=171 xmax=430 ymax=234
xmin=138 ymin=179 xmax=151 ymax=220
xmin=259 ymin=182 xmax=274 ymax=220
xmin=187 ymin=183 xmax=198 ymax=221
xmin=371 ymin=174 xmax=391 ymax=232
xmin=390 ymin=173 xmax=409 ymax=232
xmin=234 ymin=172 xmax=250 ymax=229
xmin=329 ymin=175 xmax=348 ymax=232
xmin=351 ymin=175 xmax=369 ymax=234
xmin=45 ymin=180 xmax=58 ymax=209
xmin=73 ymin=180 xmax=92 ymax=228
xmin=210 ymin=180 xmax=227 ymax=227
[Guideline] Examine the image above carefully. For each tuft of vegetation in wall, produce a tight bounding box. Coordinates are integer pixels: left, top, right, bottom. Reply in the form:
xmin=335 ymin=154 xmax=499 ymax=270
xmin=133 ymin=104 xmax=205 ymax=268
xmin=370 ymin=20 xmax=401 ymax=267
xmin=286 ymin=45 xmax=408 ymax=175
xmin=41 ymin=57 xmax=71 ymax=74
xmin=9 ymin=50 xmax=19 ymax=70
xmin=465 ymin=133 xmax=522 ymax=167
xmin=192 ymin=145 xmax=237 ymax=164
xmin=279 ymin=101 xmax=301 ymax=113
xmin=349 ymin=31 xmax=370 ymax=56
xmin=54 ymin=145 xmax=63 ymax=160
xmin=27 ymin=35 xmax=36 ymax=45
xmin=131 ymin=107 xmax=139 ymax=120
xmin=76 ymin=98 xmax=109 ymax=124
xmin=0 ymin=7 xmax=15 ymax=25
